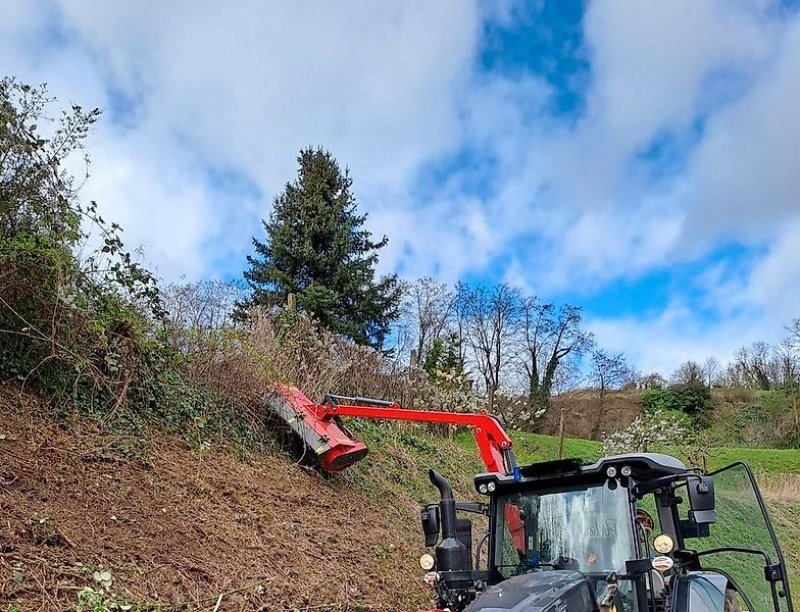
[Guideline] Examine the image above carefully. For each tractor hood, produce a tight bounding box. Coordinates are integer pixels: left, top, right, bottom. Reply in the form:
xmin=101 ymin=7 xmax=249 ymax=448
xmin=463 ymin=571 xmax=599 ymax=612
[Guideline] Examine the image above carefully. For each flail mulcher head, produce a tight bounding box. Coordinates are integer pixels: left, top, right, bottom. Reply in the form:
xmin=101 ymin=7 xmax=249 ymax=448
xmin=265 ymin=386 xmax=369 ymax=472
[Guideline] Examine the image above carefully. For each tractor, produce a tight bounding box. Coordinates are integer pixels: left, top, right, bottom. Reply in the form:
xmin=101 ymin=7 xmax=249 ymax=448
xmin=267 ymin=387 xmax=794 ymax=612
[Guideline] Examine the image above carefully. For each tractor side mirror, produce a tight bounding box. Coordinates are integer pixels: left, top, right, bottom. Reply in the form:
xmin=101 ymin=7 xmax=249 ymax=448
xmin=687 ymin=475 xmax=716 ymax=524
xmin=421 ymin=503 xmax=440 ymax=547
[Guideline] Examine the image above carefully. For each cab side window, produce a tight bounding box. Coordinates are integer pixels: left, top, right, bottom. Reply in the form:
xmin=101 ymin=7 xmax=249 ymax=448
xmin=635 ymin=495 xmax=660 ymax=557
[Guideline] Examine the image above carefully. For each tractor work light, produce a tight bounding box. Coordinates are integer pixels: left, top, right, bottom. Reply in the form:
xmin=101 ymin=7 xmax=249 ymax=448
xmin=419 ymin=553 xmax=435 ymax=571
xmin=478 ymin=484 xmax=488 ymax=494
xmin=653 ymin=534 xmax=674 ymax=554
xmin=621 ymin=465 xmax=633 ymax=477
xmin=487 ymin=482 xmax=496 ymax=492
xmin=606 ymin=466 xmax=618 ymax=478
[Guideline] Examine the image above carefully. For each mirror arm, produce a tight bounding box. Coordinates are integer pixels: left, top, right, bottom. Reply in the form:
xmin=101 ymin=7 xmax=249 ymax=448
xmin=685 ymin=546 xmax=774 ymax=568
xmin=631 ymin=474 xmax=681 ymax=498
xmin=455 ymin=502 xmax=488 ymax=516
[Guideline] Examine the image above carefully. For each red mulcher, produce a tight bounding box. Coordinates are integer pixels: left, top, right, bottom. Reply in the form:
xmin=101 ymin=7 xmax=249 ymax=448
xmin=266 ymin=385 xmax=515 ymax=474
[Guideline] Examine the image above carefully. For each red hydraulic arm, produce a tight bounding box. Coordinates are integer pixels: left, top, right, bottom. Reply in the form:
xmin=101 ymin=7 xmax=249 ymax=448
xmin=267 ymin=386 xmax=515 ymax=475
xmin=314 ymin=393 xmax=524 ymax=553
xmin=315 ymin=395 xmax=515 ymax=475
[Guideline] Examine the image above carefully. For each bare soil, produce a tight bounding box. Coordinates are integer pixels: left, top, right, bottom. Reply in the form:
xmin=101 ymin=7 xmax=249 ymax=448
xmin=539 ymin=390 xmax=643 ymax=439
xmin=0 ymin=388 xmax=430 ymax=611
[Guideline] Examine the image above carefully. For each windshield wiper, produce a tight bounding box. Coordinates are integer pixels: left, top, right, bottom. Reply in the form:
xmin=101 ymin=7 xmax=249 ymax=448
xmin=495 ymin=559 xmax=573 ymax=570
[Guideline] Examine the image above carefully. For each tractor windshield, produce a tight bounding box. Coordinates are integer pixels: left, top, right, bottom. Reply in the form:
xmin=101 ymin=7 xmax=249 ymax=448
xmin=495 ymin=482 xmax=636 ymax=578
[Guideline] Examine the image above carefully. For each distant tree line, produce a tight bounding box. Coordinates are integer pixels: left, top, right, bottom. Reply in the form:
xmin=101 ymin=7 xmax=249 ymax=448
xmin=394 ymin=278 xmax=637 ymax=425
xmin=638 ymin=323 xmax=800 ymax=393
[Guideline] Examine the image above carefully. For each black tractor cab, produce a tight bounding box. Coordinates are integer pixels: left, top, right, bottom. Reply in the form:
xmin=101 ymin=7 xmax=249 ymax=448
xmin=419 ymin=453 xmax=793 ymax=612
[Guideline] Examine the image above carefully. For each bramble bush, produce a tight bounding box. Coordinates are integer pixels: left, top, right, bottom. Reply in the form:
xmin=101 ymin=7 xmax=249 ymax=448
xmin=0 ymin=78 xmax=168 ymax=415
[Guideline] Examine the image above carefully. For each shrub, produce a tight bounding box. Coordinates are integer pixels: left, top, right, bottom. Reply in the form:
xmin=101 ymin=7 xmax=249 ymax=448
xmin=729 ymin=389 xmax=800 ymax=448
xmin=641 ymin=383 xmax=713 ymax=426
xmin=1 ymin=78 xmax=167 ymax=416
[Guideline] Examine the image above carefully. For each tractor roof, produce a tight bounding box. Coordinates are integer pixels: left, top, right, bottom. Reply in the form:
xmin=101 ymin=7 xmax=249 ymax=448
xmin=474 ymin=452 xmax=690 ymax=495
xmin=588 ymin=452 xmax=687 ymax=476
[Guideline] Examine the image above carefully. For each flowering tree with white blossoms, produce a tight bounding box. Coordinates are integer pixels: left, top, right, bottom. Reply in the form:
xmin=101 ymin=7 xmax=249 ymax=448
xmin=601 ymin=409 xmax=689 ymax=456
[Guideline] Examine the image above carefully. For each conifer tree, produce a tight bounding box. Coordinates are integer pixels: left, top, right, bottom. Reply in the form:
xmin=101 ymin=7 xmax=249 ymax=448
xmin=239 ymin=147 xmax=400 ymax=348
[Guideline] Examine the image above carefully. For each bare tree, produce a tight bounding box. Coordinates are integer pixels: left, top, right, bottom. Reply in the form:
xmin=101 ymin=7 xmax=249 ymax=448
xmin=641 ymin=372 xmax=667 ymax=389
xmin=161 ymin=280 xmax=247 ymax=357
xmin=702 ymin=356 xmax=721 ymax=388
xmin=777 ymin=339 xmax=799 ymax=386
xmin=789 ymin=318 xmax=800 ymax=342
xmin=517 ymin=299 xmax=592 ymax=414
xmin=589 ymin=349 xmax=631 ymax=438
xmin=778 ymin=320 xmax=800 ymax=385
xmin=163 ymin=280 xmax=246 ymax=332
xmin=734 ymin=342 xmax=776 ymax=390
xmin=723 ymin=361 xmax=746 ymax=387
xmin=672 ymin=360 xmax=704 ymax=386
xmin=402 ymin=277 xmax=456 ymax=364
xmin=459 ymin=283 xmax=522 ymax=412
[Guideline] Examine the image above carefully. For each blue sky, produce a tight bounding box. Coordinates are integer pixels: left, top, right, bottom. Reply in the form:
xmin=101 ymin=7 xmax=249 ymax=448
xmin=2 ymin=0 xmax=800 ymax=375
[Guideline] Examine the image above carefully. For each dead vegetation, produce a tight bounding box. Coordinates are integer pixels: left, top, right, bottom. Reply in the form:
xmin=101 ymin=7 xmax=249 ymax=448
xmin=759 ymin=474 xmax=800 ymax=503
xmin=537 ymin=390 xmax=643 ymax=439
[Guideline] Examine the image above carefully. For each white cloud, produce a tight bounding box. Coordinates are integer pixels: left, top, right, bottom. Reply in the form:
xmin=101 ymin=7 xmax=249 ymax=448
xmin=3 ymin=0 xmax=800 ymax=373
xmin=518 ymin=0 xmax=800 ymax=371
xmin=584 ymin=0 xmax=773 ymax=151
xmin=52 ymin=0 xmax=479 ymax=195
xmin=2 ymin=0 xmax=482 ymax=281
xmin=83 ymin=131 xmax=219 ymax=280
xmin=686 ymin=15 xmax=800 ymax=245
xmin=586 ymin=303 xmax=757 ymax=377
xmin=740 ymin=221 xmax=800 ymax=324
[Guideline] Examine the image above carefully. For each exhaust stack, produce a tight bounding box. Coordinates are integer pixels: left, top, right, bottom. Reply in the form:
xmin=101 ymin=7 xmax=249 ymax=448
xmin=429 ymin=469 xmax=469 ymax=572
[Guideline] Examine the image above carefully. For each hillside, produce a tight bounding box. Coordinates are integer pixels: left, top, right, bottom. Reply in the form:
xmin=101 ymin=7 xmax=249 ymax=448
xmin=0 ymin=385 xmax=482 ymax=611
xmin=543 ymin=387 xmax=800 ymax=451
xmin=2 ymin=386 xmax=799 ymax=610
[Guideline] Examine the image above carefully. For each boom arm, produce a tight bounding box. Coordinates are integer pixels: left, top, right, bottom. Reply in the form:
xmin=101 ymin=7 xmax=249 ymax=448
xmin=266 ymin=387 xmax=525 ymax=556
xmin=316 ymin=394 xmax=516 ymax=474
xmin=266 ymin=386 xmax=516 ymax=475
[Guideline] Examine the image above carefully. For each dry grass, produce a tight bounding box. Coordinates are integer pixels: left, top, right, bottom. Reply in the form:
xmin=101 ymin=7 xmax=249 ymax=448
xmin=181 ymin=310 xmax=472 ymax=419
xmin=758 ymin=474 xmax=800 ymax=503
xmin=537 ymin=390 xmax=643 ymax=439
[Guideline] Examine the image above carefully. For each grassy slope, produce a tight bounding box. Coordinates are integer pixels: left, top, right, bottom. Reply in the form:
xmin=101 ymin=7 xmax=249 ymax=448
xmin=488 ymin=430 xmax=800 ymax=474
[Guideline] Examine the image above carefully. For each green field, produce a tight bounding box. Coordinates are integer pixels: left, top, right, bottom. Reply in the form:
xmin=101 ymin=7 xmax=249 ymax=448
xmin=459 ymin=430 xmax=800 ymax=475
